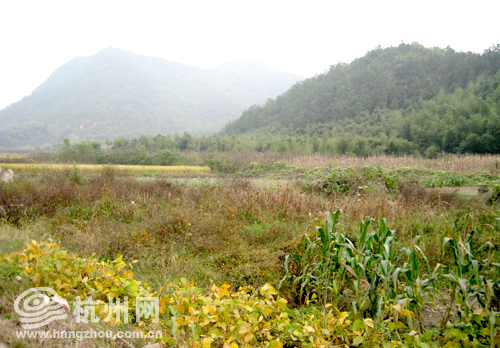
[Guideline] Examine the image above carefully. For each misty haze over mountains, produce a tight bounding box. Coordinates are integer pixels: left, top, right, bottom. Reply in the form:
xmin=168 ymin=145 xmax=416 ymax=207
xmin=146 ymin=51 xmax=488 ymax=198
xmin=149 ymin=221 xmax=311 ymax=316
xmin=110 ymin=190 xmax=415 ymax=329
xmin=0 ymin=48 xmax=301 ymax=148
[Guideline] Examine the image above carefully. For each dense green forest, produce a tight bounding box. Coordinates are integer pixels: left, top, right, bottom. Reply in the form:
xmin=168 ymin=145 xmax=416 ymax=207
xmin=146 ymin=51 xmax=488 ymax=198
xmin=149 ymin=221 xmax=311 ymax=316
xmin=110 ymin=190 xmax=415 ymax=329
xmin=224 ymin=43 xmax=500 ymax=155
xmin=0 ymin=48 xmax=300 ymax=148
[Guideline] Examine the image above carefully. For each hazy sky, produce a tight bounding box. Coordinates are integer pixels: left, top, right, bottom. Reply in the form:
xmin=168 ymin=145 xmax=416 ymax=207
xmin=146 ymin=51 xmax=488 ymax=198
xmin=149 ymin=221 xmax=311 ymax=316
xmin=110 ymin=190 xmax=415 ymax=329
xmin=0 ymin=0 xmax=499 ymax=110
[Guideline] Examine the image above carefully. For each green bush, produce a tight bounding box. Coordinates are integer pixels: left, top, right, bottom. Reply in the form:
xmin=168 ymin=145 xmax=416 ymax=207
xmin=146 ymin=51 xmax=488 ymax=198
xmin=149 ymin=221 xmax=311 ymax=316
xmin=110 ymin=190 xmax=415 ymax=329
xmin=150 ymin=149 xmax=182 ymax=165
xmin=205 ymin=156 xmax=237 ymax=174
xmin=489 ymin=185 xmax=500 ymax=204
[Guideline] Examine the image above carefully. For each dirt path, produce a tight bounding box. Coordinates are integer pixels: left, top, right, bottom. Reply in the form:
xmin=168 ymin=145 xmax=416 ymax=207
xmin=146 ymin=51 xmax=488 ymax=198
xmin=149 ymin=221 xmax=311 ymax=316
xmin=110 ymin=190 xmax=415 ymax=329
xmin=438 ymin=186 xmax=482 ymax=195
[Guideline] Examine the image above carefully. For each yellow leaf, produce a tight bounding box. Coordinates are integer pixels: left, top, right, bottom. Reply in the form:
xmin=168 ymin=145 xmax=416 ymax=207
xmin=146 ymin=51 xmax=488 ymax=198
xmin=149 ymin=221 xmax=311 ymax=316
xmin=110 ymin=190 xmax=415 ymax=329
xmin=303 ymin=326 xmax=315 ymax=333
xmin=223 ymin=343 xmax=232 ymax=348
xmin=268 ymin=340 xmax=283 ymax=348
xmin=32 ymin=273 xmax=40 ymax=285
xmin=238 ymin=326 xmax=249 ymax=334
xmin=219 ymin=284 xmax=231 ymax=297
xmin=202 ymin=337 xmax=212 ymax=348
xmin=263 ymin=308 xmax=273 ymax=315
xmin=123 ymin=270 xmax=134 ymax=279
xmin=402 ymin=309 xmax=413 ymax=318
xmin=364 ymin=318 xmax=374 ymax=328
xmin=353 ymin=336 xmax=364 ymax=345
xmin=339 ymin=311 xmax=349 ymax=325
xmin=393 ymin=304 xmax=402 ymax=314
xmin=409 ymin=330 xmax=417 ymax=336
xmin=244 ymin=333 xmax=254 ymax=342
xmin=325 ymin=303 xmax=332 ymax=308
xmin=259 ymin=283 xmax=277 ymax=296
xmin=202 ymin=306 xmax=210 ymax=315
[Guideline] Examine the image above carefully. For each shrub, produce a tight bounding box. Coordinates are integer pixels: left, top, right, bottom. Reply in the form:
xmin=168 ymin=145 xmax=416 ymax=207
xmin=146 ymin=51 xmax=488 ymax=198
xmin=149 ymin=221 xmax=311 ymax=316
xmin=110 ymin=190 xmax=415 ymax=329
xmin=150 ymin=149 xmax=183 ymax=165
xmin=205 ymin=156 xmax=237 ymax=174
xmin=489 ymin=185 xmax=500 ymax=204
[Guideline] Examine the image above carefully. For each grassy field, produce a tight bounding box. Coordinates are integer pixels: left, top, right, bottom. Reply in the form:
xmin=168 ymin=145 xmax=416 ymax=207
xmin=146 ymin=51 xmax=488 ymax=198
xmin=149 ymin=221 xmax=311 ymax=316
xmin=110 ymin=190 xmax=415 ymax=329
xmin=0 ymin=162 xmax=211 ymax=175
xmin=0 ymin=155 xmax=499 ymax=347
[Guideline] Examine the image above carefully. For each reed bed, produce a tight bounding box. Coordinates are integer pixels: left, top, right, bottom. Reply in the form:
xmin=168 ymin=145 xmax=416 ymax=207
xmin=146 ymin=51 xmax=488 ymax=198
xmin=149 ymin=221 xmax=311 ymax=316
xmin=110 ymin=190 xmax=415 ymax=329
xmin=285 ymin=153 xmax=500 ymax=173
xmin=196 ymin=152 xmax=500 ymax=173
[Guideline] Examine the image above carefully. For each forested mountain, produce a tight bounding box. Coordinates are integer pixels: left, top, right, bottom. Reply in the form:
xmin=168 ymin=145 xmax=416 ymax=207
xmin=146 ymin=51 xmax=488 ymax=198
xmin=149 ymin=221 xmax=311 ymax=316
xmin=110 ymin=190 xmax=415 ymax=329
xmin=225 ymin=43 xmax=500 ymax=155
xmin=0 ymin=48 xmax=300 ymax=147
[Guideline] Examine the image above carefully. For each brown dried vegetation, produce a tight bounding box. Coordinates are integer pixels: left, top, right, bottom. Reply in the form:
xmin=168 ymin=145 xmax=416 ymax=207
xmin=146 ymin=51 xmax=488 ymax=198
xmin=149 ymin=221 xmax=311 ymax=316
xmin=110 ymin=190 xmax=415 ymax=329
xmin=0 ymin=167 xmax=497 ymax=290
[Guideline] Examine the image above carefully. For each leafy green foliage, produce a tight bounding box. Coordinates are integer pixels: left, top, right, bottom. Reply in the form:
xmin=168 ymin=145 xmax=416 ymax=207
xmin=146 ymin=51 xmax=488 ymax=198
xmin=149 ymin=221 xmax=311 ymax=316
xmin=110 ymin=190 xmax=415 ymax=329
xmin=281 ymin=211 xmax=500 ymax=345
xmin=204 ymin=156 xmax=238 ymax=174
xmin=0 ymin=241 xmax=394 ymax=347
xmin=3 ymin=241 xmax=149 ymax=306
xmin=426 ymin=172 xmax=466 ymax=188
xmin=490 ymin=185 xmax=500 ymax=204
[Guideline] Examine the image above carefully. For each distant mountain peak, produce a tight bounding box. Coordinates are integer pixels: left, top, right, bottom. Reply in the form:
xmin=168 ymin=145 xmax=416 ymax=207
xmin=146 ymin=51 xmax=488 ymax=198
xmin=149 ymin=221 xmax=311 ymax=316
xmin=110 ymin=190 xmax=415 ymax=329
xmin=0 ymin=49 xmax=301 ymax=147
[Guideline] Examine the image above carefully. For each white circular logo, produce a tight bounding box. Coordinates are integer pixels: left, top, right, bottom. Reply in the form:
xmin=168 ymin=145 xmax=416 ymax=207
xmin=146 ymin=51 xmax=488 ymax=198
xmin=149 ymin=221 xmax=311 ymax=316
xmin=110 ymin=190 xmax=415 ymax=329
xmin=14 ymin=287 xmax=68 ymax=329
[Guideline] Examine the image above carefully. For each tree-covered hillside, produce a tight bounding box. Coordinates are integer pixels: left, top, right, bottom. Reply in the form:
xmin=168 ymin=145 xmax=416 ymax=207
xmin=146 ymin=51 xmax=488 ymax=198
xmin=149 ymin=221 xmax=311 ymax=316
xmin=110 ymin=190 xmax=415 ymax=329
xmin=224 ymin=43 xmax=500 ymax=155
xmin=0 ymin=48 xmax=300 ymax=148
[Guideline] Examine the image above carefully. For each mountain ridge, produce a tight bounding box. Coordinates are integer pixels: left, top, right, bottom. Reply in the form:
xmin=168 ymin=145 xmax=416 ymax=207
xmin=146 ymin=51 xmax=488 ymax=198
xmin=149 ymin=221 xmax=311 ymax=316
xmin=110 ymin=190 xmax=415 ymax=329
xmin=0 ymin=48 xmax=301 ymax=147
xmin=221 ymin=43 xmax=500 ymax=155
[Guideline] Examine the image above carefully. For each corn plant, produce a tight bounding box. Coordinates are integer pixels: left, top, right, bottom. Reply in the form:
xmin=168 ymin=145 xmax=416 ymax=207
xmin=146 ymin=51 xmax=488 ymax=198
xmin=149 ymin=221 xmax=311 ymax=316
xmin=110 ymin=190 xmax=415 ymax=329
xmin=439 ymin=215 xmax=500 ymax=344
xmin=281 ymin=211 xmax=422 ymax=326
xmin=399 ymin=235 xmax=442 ymax=330
xmin=280 ymin=210 xmax=346 ymax=308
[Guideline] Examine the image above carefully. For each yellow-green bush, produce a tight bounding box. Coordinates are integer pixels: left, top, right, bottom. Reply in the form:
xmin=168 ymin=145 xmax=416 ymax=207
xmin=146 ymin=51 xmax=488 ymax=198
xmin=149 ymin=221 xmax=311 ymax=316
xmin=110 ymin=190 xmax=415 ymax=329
xmin=2 ymin=241 xmax=386 ymax=347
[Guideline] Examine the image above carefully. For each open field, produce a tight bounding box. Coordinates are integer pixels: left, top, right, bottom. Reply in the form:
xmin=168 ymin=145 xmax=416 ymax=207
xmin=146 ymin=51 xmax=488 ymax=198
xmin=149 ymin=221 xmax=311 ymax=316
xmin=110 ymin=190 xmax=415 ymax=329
xmin=0 ymin=163 xmax=211 ymax=175
xmin=1 ymin=156 xmax=499 ymax=347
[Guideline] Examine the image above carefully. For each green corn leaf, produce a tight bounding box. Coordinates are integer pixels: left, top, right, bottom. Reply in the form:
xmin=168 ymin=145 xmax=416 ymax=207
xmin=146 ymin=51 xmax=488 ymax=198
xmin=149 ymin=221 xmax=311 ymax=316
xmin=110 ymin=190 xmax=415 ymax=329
xmin=471 ymin=260 xmax=480 ymax=282
xmin=392 ymin=267 xmax=401 ymax=290
xmin=284 ymin=254 xmax=290 ymax=273
xmin=458 ymin=277 xmax=468 ymax=296
xmin=359 ymin=218 xmax=370 ymax=250
xmin=380 ymin=259 xmax=389 ymax=277
xmin=442 ymin=273 xmax=458 ymax=283
xmin=490 ymin=311 xmax=499 ymax=342
xmin=442 ymin=237 xmax=454 ymax=249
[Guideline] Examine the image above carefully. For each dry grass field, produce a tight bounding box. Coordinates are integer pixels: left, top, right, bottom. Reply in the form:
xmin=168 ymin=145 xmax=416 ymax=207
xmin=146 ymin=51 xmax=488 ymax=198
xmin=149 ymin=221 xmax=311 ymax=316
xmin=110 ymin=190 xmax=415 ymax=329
xmin=0 ymin=155 xmax=499 ymax=347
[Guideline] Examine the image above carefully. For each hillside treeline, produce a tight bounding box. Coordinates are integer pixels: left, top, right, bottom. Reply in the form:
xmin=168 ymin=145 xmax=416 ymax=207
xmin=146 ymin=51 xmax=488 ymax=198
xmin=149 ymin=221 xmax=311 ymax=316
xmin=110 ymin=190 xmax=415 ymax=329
xmin=47 ymin=43 xmax=500 ymax=159
xmin=224 ymin=43 xmax=500 ymax=155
